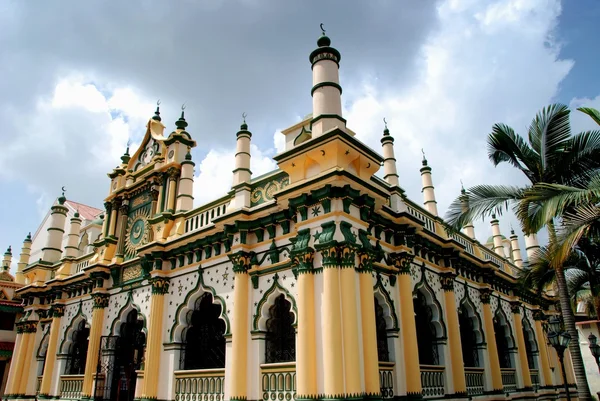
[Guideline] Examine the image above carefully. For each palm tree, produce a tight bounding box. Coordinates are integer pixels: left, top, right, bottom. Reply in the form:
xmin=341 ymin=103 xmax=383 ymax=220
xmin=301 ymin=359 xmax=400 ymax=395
xmin=446 ymin=105 xmax=600 ymax=401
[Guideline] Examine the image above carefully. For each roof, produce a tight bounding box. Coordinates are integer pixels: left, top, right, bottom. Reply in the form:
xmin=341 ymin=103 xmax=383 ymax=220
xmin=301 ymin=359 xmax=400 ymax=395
xmin=65 ymin=200 xmax=103 ymax=221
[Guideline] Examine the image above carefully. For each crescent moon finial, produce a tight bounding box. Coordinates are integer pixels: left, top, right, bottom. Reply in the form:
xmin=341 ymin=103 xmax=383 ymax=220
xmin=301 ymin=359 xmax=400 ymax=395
xmin=320 ymin=23 xmax=326 ymax=35
xmin=61 ymin=186 xmax=66 ymax=196
xmin=181 ymin=103 xmax=186 ymax=111
xmin=157 ymin=99 xmax=161 ymax=106
xmin=242 ymin=112 xmax=247 ymax=123
xmin=383 ymin=117 xmax=388 ymax=129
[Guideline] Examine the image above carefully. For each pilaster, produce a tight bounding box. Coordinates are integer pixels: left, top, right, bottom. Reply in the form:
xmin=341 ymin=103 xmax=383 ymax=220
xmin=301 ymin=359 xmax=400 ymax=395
xmin=81 ymin=293 xmax=109 ymax=398
xmin=39 ymin=304 xmax=65 ymax=397
xmin=510 ymin=301 xmax=532 ymax=389
xmin=533 ymin=310 xmax=553 ymax=387
xmin=479 ymin=289 xmax=503 ymax=392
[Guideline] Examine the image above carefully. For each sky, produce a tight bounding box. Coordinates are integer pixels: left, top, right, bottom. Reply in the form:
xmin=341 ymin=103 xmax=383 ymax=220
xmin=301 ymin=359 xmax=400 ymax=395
xmin=1 ymin=0 xmax=599 ymax=269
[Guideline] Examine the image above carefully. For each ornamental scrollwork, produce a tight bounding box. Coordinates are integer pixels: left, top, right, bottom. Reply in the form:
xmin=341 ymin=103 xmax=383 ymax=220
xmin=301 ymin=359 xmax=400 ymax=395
xmin=51 ymin=304 xmax=65 ymax=318
xmin=16 ymin=321 xmax=38 ymax=334
xmin=250 ymin=176 xmax=289 ymax=207
xmin=229 ymin=251 xmax=252 ymax=273
xmin=387 ymin=251 xmax=415 ymax=274
xmin=479 ymin=288 xmax=492 ymax=304
xmin=150 ymin=276 xmax=170 ymax=295
xmin=533 ymin=310 xmax=546 ymax=321
xmin=510 ymin=301 xmax=522 ymax=314
xmin=92 ymin=293 xmax=110 ymax=309
xmin=439 ymin=273 xmax=456 ymax=292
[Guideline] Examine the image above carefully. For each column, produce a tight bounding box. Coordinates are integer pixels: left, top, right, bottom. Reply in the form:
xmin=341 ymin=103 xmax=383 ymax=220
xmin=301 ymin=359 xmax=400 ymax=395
xmin=115 ymin=200 xmax=130 ymax=258
xmin=440 ymin=273 xmax=467 ymax=395
xmin=107 ymin=200 xmax=119 ymax=238
xmin=166 ymin=168 xmax=179 ymax=213
xmin=17 ymin=321 xmax=38 ymax=396
xmin=320 ymin=246 xmax=344 ymax=397
xmin=390 ymin=252 xmax=422 ymax=397
xmin=5 ymin=324 xmax=27 ymax=396
xmin=510 ymin=302 xmax=532 ymax=389
xmin=141 ymin=277 xmax=169 ymax=399
xmin=358 ymin=252 xmax=381 ymax=398
xmin=103 ymin=202 xmax=111 ymax=238
xmin=339 ymin=247 xmax=361 ymax=397
xmin=479 ymin=289 xmax=503 ymax=392
xmin=228 ymin=252 xmax=251 ymax=400
xmin=81 ymin=293 xmax=109 ymax=398
xmin=39 ymin=304 xmax=65 ymax=397
xmin=295 ymin=250 xmax=318 ymax=399
xmin=533 ymin=311 xmax=553 ymax=387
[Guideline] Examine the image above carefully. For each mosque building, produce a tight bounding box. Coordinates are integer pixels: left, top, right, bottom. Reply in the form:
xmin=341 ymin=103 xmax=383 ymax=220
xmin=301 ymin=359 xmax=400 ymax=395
xmin=3 ymin=30 xmax=577 ymax=401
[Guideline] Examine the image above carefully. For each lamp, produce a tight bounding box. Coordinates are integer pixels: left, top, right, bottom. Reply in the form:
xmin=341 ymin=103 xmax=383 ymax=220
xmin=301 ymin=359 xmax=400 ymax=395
xmin=544 ymin=315 xmax=571 ymax=401
xmin=588 ymin=333 xmax=600 ymax=372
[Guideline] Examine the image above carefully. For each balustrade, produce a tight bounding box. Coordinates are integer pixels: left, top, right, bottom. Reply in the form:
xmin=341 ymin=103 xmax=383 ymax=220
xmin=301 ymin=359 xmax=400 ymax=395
xmin=464 ymin=367 xmax=485 ymax=396
xmin=36 ymin=376 xmax=42 ymax=395
xmin=379 ymin=362 xmax=394 ymax=399
xmin=420 ymin=365 xmax=445 ymax=398
xmin=501 ymin=368 xmax=517 ymax=393
xmin=60 ymin=374 xmax=84 ymax=399
xmin=530 ymin=369 xmax=540 ymax=392
xmin=174 ymin=368 xmax=225 ymax=401
xmin=184 ymin=199 xmax=229 ymax=234
xmin=261 ymin=362 xmax=296 ymax=401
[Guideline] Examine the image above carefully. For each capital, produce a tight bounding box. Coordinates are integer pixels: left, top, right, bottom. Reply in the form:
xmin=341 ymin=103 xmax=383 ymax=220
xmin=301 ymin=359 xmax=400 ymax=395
xmin=479 ymin=288 xmax=492 ymax=304
xmin=16 ymin=320 xmax=38 ymax=334
xmin=167 ymin=167 xmax=180 ymax=181
xmin=291 ymin=250 xmax=315 ymax=275
xmin=356 ymin=250 xmax=375 ymax=273
xmin=533 ymin=310 xmax=546 ymax=321
xmin=439 ymin=272 xmax=456 ymax=292
xmin=50 ymin=304 xmax=65 ymax=318
xmin=228 ymin=251 xmax=252 ymax=273
xmin=510 ymin=301 xmax=522 ymax=314
xmin=388 ymin=251 xmax=415 ymax=274
xmin=119 ymin=199 xmax=130 ymax=214
xmin=150 ymin=276 xmax=170 ymax=295
xmin=92 ymin=293 xmax=110 ymax=309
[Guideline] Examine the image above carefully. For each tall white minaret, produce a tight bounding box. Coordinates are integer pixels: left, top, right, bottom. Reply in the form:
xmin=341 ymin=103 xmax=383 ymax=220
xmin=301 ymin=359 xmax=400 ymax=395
xmin=510 ymin=228 xmax=523 ymax=267
xmin=230 ymin=116 xmax=253 ymax=210
xmin=41 ymin=192 xmax=69 ymax=263
xmin=16 ymin=233 xmax=31 ymax=284
xmin=63 ymin=211 xmax=82 ymax=259
xmin=381 ymin=119 xmax=399 ymax=187
xmin=490 ymin=214 xmax=505 ymax=257
xmin=420 ymin=151 xmax=438 ymax=216
xmin=176 ymin=148 xmax=195 ymax=213
xmin=2 ymin=246 xmax=11 ymax=272
xmin=524 ymin=233 xmax=541 ymax=262
xmin=459 ymin=184 xmax=476 ymax=239
xmin=310 ymin=25 xmax=346 ymax=137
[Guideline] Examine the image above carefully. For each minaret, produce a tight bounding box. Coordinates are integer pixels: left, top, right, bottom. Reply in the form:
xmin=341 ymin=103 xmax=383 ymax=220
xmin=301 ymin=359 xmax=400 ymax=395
xmin=381 ymin=119 xmax=399 ymax=187
xmin=490 ymin=214 xmax=505 ymax=257
xmin=230 ymin=116 xmax=253 ymax=209
xmin=63 ymin=210 xmax=82 ymax=259
xmin=41 ymin=191 xmax=69 ymax=263
xmin=2 ymin=246 xmax=11 ymax=271
xmin=460 ymin=184 xmax=476 ymax=239
xmin=309 ymin=25 xmax=346 ymax=137
xmin=510 ymin=228 xmax=523 ymax=267
xmin=420 ymin=151 xmax=438 ymax=216
xmin=524 ymin=233 xmax=541 ymax=262
xmin=175 ymin=109 xmax=195 ymax=213
xmin=16 ymin=233 xmax=31 ymax=284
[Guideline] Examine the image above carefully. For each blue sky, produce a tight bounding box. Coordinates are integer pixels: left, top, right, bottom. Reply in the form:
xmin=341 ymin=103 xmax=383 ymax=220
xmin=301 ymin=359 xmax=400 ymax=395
xmin=1 ymin=0 xmax=599 ymax=268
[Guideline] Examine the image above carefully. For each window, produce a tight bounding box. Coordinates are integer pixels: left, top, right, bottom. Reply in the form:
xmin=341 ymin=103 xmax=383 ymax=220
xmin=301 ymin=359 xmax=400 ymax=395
xmin=65 ymin=320 xmax=90 ymax=375
xmin=375 ymin=298 xmax=390 ymax=362
xmin=0 ymin=312 xmax=16 ymax=331
xmin=458 ymin=306 xmax=480 ymax=367
xmin=413 ymin=291 xmax=439 ymax=365
xmin=494 ymin=320 xmax=512 ymax=368
xmin=265 ymin=295 xmax=295 ymax=363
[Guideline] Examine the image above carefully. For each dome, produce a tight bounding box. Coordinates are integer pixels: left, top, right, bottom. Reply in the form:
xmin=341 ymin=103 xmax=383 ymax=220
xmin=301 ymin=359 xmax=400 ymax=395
xmin=486 ymin=234 xmax=507 ymax=244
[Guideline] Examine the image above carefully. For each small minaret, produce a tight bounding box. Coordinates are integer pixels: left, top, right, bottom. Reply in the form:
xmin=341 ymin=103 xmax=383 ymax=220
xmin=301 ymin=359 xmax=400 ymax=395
xmin=310 ymin=25 xmax=346 ymax=137
xmin=459 ymin=185 xmax=476 ymax=239
xmin=2 ymin=246 xmax=11 ymax=271
xmin=16 ymin=233 xmax=31 ymax=284
xmin=232 ymin=116 xmax=252 ymax=187
xmin=490 ymin=214 xmax=505 ymax=257
xmin=420 ymin=150 xmax=438 ymax=216
xmin=176 ymin=147 xmax=195 ymax=213
xmin=41 ymin=191 xmax=69 ymax=264
xmin=524 ymin=233 xmax=541 ymax=262
xmin=510 ymin=228 xmax=523 ymax=267
xmin=63 ymin=210 xmax=82 ymax=259
xmin=381 ymin=119 xmax=399 ymax=187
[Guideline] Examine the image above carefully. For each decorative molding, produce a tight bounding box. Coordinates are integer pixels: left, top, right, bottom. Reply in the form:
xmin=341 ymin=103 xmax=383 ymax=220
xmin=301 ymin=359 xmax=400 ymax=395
xmin=150 ymin=276 xmax=170 ymax=295
xmin=92 ymin=293 xmax=110 ymax=309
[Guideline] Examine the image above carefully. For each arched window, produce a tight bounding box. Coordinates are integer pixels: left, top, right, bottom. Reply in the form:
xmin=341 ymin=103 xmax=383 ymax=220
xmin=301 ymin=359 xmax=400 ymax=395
xmin=265 ymin=294 xmax=295 ymax=363
xmin=375 ymin=298 xmax=389 ymax=362
xmin=182 ymin=293 xmax=226 ymax=370
xmin=458 ymin=305 xmax=480 ymax=367
xmin=494 ymin=320 xmax=512 ymax=368
xmin=413 ymin=291 xmax=439 ymax=365
xmin=66 ymin=320 xmax=90 ymax=374
xmin=522 ymin=323 xmax=538 ymax=369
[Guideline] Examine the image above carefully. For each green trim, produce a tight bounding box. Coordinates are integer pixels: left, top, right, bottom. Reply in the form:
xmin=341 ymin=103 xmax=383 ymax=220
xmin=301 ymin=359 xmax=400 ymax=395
xmin=311 ymin=81 xmax=343 ymax=96
xmin=252 ymin=272 xmax=298 ymax=330
xmin=58 ymin=302 xmax=87 ymax=354
xmin=109 ymin=291 xmax=147 ymax=335
xmin=373 ymin=275 xmax=399 ymax=330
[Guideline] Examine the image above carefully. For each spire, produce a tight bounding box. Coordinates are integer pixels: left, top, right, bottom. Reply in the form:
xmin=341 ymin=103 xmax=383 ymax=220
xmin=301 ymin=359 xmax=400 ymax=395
xmin=509 ymin=227 xmax=523 ymax=267
xmin=309 ymin=24 xmax=346 ymax=137
xmin=1 ymin=246 xmax=11 ymax=271
xmin=42 ymin=189 xmax=69 ymax=263
xmin=58 ymin=186 xmax=67 ymax=205
xmin=490 ymin=214 xmax=505 ymax=257
xmin=121 ymin=140 xmax=131 ymax=165
xmin=175 ymin=104 xmax=189 ymax=131
xmin=459 ymin=183 xmax=476 ymax=239
xmin=381 ymin=118 xmax=399 ymax=187
xmin=16 ymin=234 xmax=31 ymax=284
xmin=422 ymin=149 xmax=428 ymax=166
xmin=420 ymin=149 xmax=438 ymax=215
xmin=63 ymin=207 xmax=83 ymax=260
xmin=152 ymin=100 xmax=162 ymax=121
xmin=229 ymin=113 xmax=253 ymax=210
xmin=524 ymin=233 xmax=541 ymax=262
xmin=176 ymin=146 xmax=196 ymax=213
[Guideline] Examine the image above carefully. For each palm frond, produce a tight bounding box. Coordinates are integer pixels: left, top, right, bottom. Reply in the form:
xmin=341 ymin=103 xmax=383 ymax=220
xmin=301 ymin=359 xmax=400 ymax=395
xmin=557 ymin=130 xmax=600 ymax=185
xmin=487 ymin=123 xmax=538 ymax=180
xmin=527 ymin=104 xmax=571 ymax=175
xmin=444 ymin=185 xmax=525 ymax=231
xmin=551 ymin=204 xmax=600 ymax=268
xmin=578 ymin=107 xmax=600 ymax=126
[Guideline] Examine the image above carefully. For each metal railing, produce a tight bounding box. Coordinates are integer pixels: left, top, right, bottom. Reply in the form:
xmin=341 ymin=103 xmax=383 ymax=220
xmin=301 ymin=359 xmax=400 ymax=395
xmin=60 ymin=375 xmax=84 ymax=399
xmin=530 ymin=368 xmax=540 ymax=392
xmin=174 ymin=368 xmax=225 ymax=401
xmin=464 ymin=367 xmax=485 ymax=396
xmin=379 ymin=362 xmax=395 ymax=399
xmin=501 ymin=368 xmax=517 ymax=393
xmin=184 ymin=198 xmax=229 ymax=234
xmin=261 ymin=362 xmax=296 ymax=401
xmin=420 ymin=365 xmax=445 ymax=398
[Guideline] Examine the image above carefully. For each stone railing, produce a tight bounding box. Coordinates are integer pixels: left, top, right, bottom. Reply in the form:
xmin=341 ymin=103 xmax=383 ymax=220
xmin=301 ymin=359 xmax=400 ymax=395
xmin=482 ymin=249 xmax=504 ymax=267
xmin=530 ymin=369 xmax=540 ymax=392
xmin=420 ymin=365 xmax=445 ymax=398
xmin=60 ymin=375 xmax=84 ymax=399
xmin=406 ymin=202 xmax=437 ymax=233
xmin=465 ymin=367 xmax=485 ymax=396
xmin=501 ymin=368 xmax=517 ymax=393
xmin=174 ymin=368 xmax=225 ymax=401
xmin=379 ymin=362 xmax=394 ymax=399
xmin=261 ymin=362 xmax=296 ymax=401
xmin=184 ymin=198 xmax=230 ymax=234
xmin=449 ymin=232 xmax=475 ymax=255
xmin=74 ymin=252 xmax=95 ymax=273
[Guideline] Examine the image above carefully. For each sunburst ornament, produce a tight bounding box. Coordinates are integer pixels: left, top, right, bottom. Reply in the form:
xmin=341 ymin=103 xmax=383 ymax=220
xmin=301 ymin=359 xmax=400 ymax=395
xmin=124 ymin=208 xmax=150 ymax=260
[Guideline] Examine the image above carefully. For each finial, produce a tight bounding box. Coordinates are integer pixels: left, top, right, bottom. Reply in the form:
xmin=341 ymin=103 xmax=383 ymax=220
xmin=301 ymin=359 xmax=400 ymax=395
xmin=61 ymin=186 xmax=66 ymax=197
xmin=175 ymin=103 xmax=188 ymax=131
xmin=317 ymin=23 xmax=331 ymax=47
xmin=460 ymin=179 xmax=466 ymax=194
xmin=74 ymin=208 xmax=80 ymax=218
xmin=320 ymin=23 xmax=326 ymax=35
xmin=121 ymin=139 xmax=132 ymax=164
xmin=25 ymin=232 xmax=31 ymax=242
xmin=491 ymin=213 xmax=497 ymax=220
xmin=421 ymin=149 xmax=428 ymax=166
xmin=240 ymin=112 xmax=248 ymax=130
xmin=382 ymin=117 xmax=390 ymax=136
xmin=185 ymin=146 xmax=192 ymax=161
xmin=152 ymin=99 xmax=162 ymax=121
xmin=4 ymin=246 xmax=11 ymax=255
xmin=58 ymin=186 xmax=67 ymax=204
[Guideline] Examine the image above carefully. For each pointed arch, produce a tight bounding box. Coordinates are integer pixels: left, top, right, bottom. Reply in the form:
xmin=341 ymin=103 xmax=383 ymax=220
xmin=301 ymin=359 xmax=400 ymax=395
xmin=78 ymin=233 xmax=90 ymax=256
xmin=170 ymin=270 xmax=230 ymax=342
xmin=253 ymin=273 xmax=297 ymax=332
xmin=459 ymin=293 xmax=485 ymax=345
xmin=521 ymin=316 xmax=539 ymax=369
xmin=413 ymin=272 xmax=446 ymax=340
xmin=373 ymin=275 xmax=399 ymax=330
xmin=59 ymin=303 xmax=89 ymax=354
xmin=494 ymin=304 xmax=516 ymax=369
xmin=110 ymin=292 xmax=146 ymax=336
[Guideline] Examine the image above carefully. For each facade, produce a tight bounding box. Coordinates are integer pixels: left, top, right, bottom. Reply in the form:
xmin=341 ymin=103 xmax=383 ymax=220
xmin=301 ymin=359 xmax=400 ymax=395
xmin=3 ymin=31 xmax=580 ymax=401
